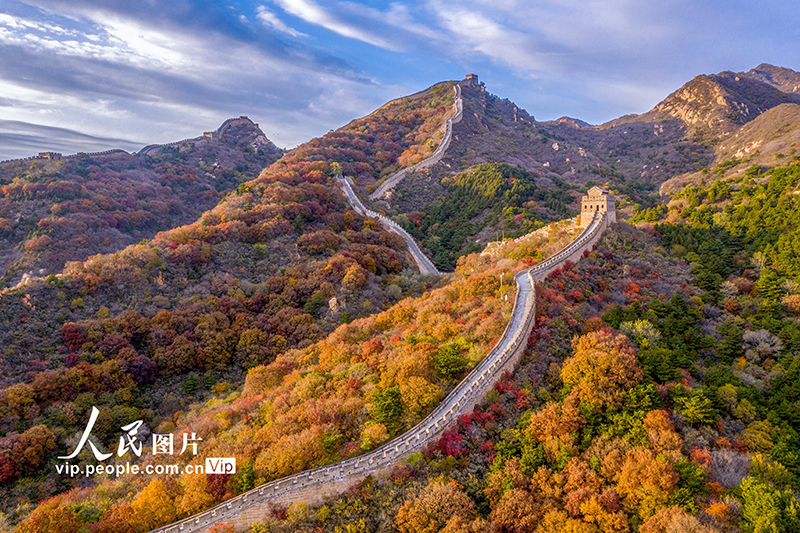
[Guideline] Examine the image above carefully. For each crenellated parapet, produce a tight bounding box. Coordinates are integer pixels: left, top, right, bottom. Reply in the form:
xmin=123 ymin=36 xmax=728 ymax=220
xmin=580 ymin=186 xmax=616 ymax=228
xmin=149 ymin=207 xmax=609 ymax=533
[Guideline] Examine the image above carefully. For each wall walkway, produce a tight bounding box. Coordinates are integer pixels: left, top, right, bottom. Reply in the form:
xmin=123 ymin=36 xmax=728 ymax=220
xmin=339 ymin=175 xmax=440 ymax=275
xmin=368 ymin=84 xmax=463 ymax=201
xmin=150 ymin=210 xmax=608 ymax=533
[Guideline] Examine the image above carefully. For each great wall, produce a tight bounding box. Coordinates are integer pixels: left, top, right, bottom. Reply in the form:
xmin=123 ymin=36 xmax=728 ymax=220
xmin=339 ymin=175 xmax=440 ymax=275
xmin=149 ymin=182 xmax=612 ymax=532
xmin=0 ymin=117 xmax=260 ymax=164
xmin=138 ymin=117 xmax=258 ymax=155
xmin=0 ymin=148 xmax=128 ymax=166
xmin=368 ymin=81 xmax=465 ymax=201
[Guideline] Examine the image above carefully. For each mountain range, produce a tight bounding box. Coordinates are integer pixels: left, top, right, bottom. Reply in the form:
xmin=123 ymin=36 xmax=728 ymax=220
xmin=2 ymin=63 xmax=800 ymax=532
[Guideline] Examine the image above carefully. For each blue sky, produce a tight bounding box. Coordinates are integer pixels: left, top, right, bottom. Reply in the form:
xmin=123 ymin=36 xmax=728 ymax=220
xmin=0 ymin=0 xmax=798 ymax=160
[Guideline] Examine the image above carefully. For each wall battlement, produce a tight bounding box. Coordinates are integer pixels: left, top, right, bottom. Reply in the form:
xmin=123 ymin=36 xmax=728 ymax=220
xmin=149 ymin=206 xmax=610 ymax=533
xmin=580 ymin=186 xmax=616 ymax=228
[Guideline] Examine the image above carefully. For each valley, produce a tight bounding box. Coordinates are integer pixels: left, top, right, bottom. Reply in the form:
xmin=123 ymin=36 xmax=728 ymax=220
xmin=3 ymin=65 xmax=800 ymax=533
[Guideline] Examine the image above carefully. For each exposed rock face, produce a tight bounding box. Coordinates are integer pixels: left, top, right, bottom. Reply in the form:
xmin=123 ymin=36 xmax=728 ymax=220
xmin=652 ymin=72 xmax=800 ymax=134
xmin=606 ymin=67 xmax=800 ymax=138
xmin=218 ymin=117 xmax=283 ymax=158
xmin=653 ymin=75 xmax=742 ymax=133
xmin=746 ymin=63 xmax=800 ymax=94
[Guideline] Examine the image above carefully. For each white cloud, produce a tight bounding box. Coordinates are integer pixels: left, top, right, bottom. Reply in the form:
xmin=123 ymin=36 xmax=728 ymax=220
xmin=0 ymin=10 xmax=191 ymax=70
xmin=272 ymin=0 xmax=402 ymax=51
xmin=420 ymin=0 xmax=684 ymax=80
xmin=429 ymin=4 xmax=553 ymax=76
xmin=256 ymin=5 xmax=307 ymax=38
xmin=338 ymin=1 xmax=440 ymax=42
xmin=0 ymin=2 xmax=401 ymax=157
xmin=72 ymin=12 xmax=195 ymax=70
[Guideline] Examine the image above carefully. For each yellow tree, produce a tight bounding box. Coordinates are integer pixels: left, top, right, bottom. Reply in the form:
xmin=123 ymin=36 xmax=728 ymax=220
xmin=526 ymin=400 xmax=584 ymax=461
xmin=178 ymin=473 xmax=215 ymax=516
xmin=561 ymin=331 xmax=642 ymax=411
xmin=131 ymin=479 xmax=178 ymax=532
xmin=395 ymin=477 xmax=477 ymax=533
xmin=614 ymin=449 xmax=678 ymax=521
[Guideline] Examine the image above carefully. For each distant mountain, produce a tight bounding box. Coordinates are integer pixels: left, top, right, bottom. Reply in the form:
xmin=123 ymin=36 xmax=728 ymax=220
xmin=645 ymin=66 xmax=800 ymax=194
xmin=542 ymin=64 xmax=800 ymax=189
xmin=555 ymin=116 xmax=594 ymax=128
xmin=745 ymin=63 xmax=800 ymax=94
xmin=632 ymin=70 xmax=800 ymax=135
xmin=0 ymin=117 xmax=282 ymax=287
xmin=5 ymin=64 xmax=800 ymax=533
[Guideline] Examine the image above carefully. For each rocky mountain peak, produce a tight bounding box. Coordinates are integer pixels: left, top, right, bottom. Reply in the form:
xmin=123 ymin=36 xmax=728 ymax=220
xmin=745 ymin=63 xmax=800 ymax=94
xmin=648 ymin=68 xmax=800 ymax=136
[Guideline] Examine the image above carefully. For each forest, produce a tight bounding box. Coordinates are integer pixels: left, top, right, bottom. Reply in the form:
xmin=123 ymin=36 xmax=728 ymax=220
xmin=0 ymin=81 xmax=464 ymax=528
xmin=396 ymin=163 xmax=575 ymax=271
xmin=0 ymin=119 xmax=281 ymax=288
xmin=221 ymin=185 xmax=800 ymax=533
xmin=9 ymin=205 xmax=583 ymax=532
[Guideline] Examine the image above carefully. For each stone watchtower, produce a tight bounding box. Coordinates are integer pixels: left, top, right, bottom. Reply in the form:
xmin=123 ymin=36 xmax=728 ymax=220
xmin=464 ymin=74 xmax=480 ymax=87
xmin=580 ymin=186 xmax=616 ymax=227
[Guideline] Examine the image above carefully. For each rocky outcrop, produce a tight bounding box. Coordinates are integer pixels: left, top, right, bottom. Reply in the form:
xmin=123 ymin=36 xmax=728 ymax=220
xmin=139 ymin=117 xmax=279 ymax=157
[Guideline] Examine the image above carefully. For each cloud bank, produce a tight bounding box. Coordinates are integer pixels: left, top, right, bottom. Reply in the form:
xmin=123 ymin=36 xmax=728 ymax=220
xmin=0 ymin=0 xmax=798 ymax=159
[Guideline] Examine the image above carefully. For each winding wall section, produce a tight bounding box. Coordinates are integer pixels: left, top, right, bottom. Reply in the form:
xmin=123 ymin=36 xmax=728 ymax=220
xmin=368 ymin=84 xmax=463 ymax=201
xmin=0 ymin=149 xmax=129 ymax=166
xmin=340 ymin=176 xmax=440 ymax=275
xmin=150 ymin=209 xmax=608 ymax=533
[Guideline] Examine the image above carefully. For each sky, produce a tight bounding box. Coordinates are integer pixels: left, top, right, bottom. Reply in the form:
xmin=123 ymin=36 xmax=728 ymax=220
xmin=0 ymin=0 xmax=799 ymax=160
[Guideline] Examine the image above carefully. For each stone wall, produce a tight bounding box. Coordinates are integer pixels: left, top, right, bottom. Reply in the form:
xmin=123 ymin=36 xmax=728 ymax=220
xmin=138 ymin=137 xmax=206 ymax=155
xmin=481 ymin=217 xmax=581 ymax=259
xmin=149 ymin=209 xmax=608 ymax=533
xmin=368 ymin=83 xmax=463 ymax=201
xmin=340 ymin=176 xmax=440 ymax=275
xmin=0 ymin=148 xmax=129 ymax=166
xmin=139 ymin=117 xmax=255 ymax=156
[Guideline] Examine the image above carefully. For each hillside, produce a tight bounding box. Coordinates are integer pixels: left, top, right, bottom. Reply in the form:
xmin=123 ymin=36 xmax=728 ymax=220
xmin=363 ymin=78 xmax=623 ymax=271
xmin=0 ymin=80 xmax=469 ymax=524
xmin=0 ymin=117 xmax=282 ymax=287
xmin=341 ymin=66 xmax=800 ymax=291
xmin=10 ymin=207 xmax=593 ymax=532
xmin=247 ymin=193 xmax=800 ymax=533
xmin=395 ymin=163 xmax=576 ymax=271
xmin=3 ymin=65 xmax=800 ymax=533
xmin=144 ymin=163 xmax=800 ymax=533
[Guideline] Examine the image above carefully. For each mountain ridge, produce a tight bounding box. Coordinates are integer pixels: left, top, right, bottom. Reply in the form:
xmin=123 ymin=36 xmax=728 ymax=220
xmin=0 ymin=116 xmax=282 ymax=287
xmin=4 ymin=63 xmax=800 ymax=533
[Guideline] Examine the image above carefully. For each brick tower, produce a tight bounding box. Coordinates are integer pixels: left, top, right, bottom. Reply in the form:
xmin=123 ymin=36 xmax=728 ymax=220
xmin=580 ymin=186 xmax=616 ymax=227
